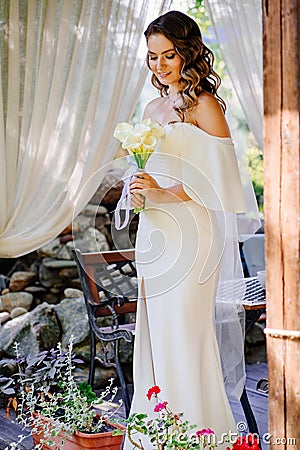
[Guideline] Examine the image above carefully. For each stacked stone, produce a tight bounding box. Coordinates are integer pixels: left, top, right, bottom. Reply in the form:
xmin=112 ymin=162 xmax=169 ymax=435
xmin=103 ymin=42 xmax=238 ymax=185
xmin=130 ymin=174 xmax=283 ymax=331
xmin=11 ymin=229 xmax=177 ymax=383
xmin=0 ymin=204 xmax=111 ymax=318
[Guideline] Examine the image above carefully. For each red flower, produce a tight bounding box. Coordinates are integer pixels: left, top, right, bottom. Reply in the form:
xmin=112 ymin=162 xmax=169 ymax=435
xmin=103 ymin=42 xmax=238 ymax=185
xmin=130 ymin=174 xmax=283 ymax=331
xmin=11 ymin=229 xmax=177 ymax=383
xmin=232 ymin=434 xmax=260 ymax=449
xmin=154 ymin=401 xmax=168 ymax=412
xmin=146 ymin=385 xmax=161 ymax=401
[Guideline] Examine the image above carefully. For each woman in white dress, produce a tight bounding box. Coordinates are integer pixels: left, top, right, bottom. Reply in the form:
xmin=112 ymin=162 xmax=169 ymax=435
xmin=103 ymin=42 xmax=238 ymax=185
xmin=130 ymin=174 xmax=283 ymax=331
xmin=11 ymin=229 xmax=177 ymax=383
xmin=123 ymin=11 xmax=247 ymax=449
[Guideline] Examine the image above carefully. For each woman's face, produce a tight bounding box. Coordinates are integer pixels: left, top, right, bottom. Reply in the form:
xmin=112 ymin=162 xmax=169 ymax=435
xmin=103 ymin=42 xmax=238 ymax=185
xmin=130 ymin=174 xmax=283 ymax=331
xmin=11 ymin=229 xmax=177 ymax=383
xmin=147 ymin=33 xmax=182 ymax=89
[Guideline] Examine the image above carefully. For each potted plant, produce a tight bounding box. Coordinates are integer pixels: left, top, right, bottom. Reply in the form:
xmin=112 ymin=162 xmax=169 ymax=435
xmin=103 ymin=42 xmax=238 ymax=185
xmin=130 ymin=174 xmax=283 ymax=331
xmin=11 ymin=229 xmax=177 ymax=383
xmin=4 ymin=336 xmax=125 ymax=449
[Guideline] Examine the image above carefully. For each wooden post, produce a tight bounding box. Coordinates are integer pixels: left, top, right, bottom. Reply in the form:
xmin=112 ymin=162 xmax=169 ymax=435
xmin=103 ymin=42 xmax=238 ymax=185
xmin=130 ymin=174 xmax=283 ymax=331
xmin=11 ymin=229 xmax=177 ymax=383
xmin=263 ymin=0 xmax=300 ymax=448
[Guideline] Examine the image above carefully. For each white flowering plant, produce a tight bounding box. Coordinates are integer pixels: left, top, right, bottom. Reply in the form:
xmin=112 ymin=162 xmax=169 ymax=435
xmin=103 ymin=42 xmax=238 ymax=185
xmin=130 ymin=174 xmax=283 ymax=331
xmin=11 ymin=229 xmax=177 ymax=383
xmin=5 ymin=336 xmax=122 ymax=449
xmin=113 ymin=118 xmax=165 ymax=212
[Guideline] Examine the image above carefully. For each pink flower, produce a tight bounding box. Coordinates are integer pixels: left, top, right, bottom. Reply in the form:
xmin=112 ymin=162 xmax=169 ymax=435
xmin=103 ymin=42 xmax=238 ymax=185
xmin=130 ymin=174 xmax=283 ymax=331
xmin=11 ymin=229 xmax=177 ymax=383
xmin=196 ymin=428 xmax=206 ymax=436
xmin=154 ymin=401 xmax=168 ymax=412
xmin=146 ymin=385 xmax=161 ymax=401
xmin=196 ymin=428 xmax=215 ymax=436
xmin=174 ymin=414 xmax=180 ymax=420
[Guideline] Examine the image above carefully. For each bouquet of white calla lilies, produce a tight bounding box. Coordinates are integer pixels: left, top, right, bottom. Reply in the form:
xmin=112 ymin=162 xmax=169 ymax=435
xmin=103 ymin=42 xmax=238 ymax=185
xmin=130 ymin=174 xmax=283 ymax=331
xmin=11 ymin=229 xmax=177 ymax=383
xmin=114 ymin=118 xmax=164 ymax=162
xmin=113 ymin=119 xmax=165 ymax=214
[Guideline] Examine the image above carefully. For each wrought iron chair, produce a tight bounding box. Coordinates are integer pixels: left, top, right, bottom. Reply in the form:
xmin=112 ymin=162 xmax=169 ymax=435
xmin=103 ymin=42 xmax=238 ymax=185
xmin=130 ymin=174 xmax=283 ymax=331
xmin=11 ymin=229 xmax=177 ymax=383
xmin=72 ymin=248 xmax=137 ymax=417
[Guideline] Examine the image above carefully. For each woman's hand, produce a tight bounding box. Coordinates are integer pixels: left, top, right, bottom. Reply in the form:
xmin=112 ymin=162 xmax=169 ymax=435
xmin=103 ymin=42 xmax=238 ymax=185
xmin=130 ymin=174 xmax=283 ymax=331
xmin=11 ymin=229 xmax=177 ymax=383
xmin=130 ymin=171 xmax=192 ymax=206
xmin=130 ymin=191 xmax=145 ymax=209
xmin=130 ymin=171 xmax=162 ymax=206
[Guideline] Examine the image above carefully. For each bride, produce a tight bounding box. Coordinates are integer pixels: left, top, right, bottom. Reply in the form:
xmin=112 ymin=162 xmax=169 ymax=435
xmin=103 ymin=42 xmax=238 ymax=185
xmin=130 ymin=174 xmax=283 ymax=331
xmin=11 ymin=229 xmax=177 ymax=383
xmin=122 ymin=10 xmax=252 ymax=450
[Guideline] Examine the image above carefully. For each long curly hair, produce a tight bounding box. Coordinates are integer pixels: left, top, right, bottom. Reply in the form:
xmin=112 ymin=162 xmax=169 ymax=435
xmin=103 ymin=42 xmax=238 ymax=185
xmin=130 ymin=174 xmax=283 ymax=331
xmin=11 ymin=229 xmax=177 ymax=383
xmin=144 ymin=10 xmax=226 ymax=120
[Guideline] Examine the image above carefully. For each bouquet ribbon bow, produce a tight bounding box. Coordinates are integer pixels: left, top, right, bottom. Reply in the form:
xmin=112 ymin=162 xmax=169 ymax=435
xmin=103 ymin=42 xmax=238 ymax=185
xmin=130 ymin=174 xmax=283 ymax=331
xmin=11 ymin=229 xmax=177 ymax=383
xmin=113 ymin=119 xmax=164 ymax=230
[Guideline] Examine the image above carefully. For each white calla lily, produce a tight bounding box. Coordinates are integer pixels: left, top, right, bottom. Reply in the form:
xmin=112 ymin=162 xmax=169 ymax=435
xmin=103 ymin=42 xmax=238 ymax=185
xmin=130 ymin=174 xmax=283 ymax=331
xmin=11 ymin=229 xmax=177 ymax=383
xmin=113 ymin=122 xmax=133 ymax=143
xmin=149 ymin=122 xmax=165 ymax=139
xmin=142 ymin=135 xmax=157 ymax=151
xmin=113 ymin=119 xmax=165 ymax=213
xmin=132 ymin=122 xmax=151 ymax=137
xmin=122 ymin=134 xmax=142 ymax=149
xmin=125 ymin=143 xmax=141 ymax=155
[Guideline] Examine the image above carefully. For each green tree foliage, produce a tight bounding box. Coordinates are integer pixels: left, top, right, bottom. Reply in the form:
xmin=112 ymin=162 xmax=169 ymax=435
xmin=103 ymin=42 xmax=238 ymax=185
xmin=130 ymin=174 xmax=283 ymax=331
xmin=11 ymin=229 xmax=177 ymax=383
xmin=247 ymin=142 xmax=264 ymax=212
xmin=186 ymin=0 xmax=226 ymax=79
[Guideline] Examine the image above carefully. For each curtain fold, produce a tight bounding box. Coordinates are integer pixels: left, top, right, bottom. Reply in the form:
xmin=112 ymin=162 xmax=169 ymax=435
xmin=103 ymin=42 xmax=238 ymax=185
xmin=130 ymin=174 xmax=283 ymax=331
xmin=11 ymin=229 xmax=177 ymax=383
xmin=0 ymin=0 xmax=170 ymax=257
xmin=205 ymin=0 xmax=263 ymax=148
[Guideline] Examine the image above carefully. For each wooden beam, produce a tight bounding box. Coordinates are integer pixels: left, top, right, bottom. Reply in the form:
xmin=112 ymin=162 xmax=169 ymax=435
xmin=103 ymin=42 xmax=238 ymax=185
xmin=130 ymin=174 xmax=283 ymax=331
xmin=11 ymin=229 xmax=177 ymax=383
xmin=263 ymin=0 xmax=300 ymax=448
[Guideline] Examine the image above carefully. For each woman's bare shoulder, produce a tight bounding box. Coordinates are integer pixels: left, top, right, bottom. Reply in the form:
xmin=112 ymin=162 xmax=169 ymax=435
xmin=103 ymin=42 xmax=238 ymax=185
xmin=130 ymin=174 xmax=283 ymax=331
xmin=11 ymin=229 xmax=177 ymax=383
xmin=142 ymin=97 xmax=165 ymax=119
xmin=192 ymin=92 xmax=231 ymax=138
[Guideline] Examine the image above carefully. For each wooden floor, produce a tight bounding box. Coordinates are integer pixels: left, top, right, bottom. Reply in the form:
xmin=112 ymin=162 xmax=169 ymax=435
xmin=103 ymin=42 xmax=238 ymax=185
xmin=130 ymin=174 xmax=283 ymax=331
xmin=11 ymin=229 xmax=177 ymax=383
xmin=0 ymin=362 xmax=268 ymax=450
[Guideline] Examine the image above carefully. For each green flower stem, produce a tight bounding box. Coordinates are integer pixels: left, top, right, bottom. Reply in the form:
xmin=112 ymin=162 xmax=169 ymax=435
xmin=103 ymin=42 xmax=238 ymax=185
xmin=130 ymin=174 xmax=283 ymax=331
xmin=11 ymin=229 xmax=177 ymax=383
xmin=127 ymin=428 xmax=144 ymax=449
xmin=133 ymin=152 xmax=151 ymax=170
xmin=133 ymin=152 xmax=151 ymax=214
xmin=134 ymin=196 xmax=146 ymax=214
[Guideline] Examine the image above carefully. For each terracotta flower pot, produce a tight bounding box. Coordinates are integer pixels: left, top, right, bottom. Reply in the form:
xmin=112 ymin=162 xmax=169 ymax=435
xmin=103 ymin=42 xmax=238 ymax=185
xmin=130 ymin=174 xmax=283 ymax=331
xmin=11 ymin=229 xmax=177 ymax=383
xmin=32 ymin=418 xmax=125 ymax=450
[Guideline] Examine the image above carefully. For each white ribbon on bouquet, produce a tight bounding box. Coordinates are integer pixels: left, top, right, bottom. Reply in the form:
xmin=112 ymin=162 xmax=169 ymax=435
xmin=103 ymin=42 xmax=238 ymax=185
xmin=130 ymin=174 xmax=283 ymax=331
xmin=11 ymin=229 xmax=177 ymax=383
xmin=114 ymin=159 xmax=140 ymax=230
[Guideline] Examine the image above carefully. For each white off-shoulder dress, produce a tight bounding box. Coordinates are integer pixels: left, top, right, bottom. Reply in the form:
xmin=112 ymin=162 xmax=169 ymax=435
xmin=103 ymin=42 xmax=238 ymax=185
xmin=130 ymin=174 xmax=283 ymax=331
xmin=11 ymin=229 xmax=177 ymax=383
xmin=123 ymin=122 xmax=247 ymax=450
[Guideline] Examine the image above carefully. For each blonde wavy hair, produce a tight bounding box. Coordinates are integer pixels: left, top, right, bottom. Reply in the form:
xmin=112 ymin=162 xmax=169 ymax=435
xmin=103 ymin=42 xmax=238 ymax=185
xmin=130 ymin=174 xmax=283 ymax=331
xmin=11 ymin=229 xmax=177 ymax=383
xmin=144 ymin=10 xmax=226 ymax=120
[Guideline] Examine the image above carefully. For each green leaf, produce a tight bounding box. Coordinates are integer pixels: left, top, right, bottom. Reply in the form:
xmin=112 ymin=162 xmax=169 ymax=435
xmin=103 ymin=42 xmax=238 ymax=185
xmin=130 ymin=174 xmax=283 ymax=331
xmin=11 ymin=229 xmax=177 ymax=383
xmin=112 ymin=428 xmax=124 ymax=436
xmin=135 ymin=413 xmax=148 ymax=420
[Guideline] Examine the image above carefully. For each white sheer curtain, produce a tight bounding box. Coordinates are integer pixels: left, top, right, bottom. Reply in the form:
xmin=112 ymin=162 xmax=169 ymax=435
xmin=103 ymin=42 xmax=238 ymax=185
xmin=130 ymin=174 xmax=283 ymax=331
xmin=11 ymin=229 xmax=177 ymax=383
xmin=202 ymin=0 xmax=263 ymax=399
xmin=0 ymin=0 xmax=169 ymax=257
xmin=205 ymin=0 xmax=263 ymax=148
xmin=203 ymin=0 xmax=262 ymax=238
